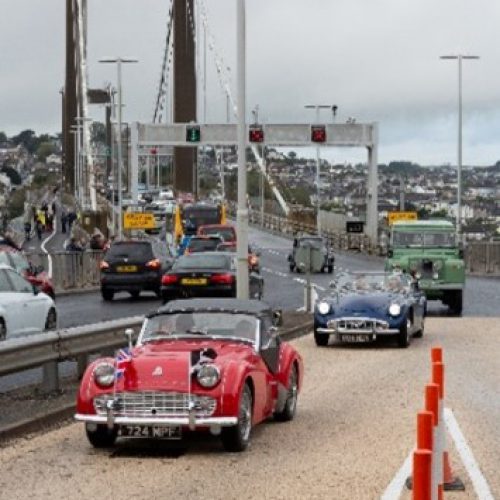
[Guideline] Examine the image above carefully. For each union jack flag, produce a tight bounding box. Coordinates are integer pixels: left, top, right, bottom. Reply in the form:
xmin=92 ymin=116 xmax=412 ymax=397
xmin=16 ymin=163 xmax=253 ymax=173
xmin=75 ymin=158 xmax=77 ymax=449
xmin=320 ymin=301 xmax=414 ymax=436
xmin=115 ymin=348 xmax=132 ymax=379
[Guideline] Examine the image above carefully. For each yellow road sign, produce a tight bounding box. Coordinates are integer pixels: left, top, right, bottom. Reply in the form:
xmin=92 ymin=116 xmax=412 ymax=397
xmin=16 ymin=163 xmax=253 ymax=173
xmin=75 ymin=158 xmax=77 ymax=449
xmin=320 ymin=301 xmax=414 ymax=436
xmin=123 ymin=212 xmax=156 ymax=230
xmin=387 ymin=211 xmax=418 ymax=225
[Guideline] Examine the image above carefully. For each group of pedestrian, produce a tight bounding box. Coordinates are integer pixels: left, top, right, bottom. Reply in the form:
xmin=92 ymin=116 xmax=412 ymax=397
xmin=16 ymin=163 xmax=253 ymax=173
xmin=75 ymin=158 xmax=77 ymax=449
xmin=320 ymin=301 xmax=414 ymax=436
xmin=60 ymin=207 xmax=77 ymax=234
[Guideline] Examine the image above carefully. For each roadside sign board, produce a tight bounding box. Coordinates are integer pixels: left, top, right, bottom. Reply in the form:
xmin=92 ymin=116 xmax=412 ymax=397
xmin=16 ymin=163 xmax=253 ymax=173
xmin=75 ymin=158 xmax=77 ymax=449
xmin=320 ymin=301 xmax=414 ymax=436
xmin=387 ymin=211 xmax=417 ymax=225
xmin=123 ymin=212 xmax=156 ymax=230
xmin=346 ymin=221 xmax=364 ymax=233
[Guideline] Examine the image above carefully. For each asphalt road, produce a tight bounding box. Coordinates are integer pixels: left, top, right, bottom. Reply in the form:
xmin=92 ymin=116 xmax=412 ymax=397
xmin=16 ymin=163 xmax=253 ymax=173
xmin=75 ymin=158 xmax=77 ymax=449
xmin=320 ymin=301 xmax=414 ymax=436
xmin=0 ymin=317 xmax=497 ymax=500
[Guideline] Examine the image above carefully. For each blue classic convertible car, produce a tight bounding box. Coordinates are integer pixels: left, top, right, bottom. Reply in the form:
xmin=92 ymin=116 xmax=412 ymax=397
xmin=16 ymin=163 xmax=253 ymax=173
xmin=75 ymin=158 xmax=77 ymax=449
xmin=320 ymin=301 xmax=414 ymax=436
xmin=314 ymin=271 xmax=426 ymax=348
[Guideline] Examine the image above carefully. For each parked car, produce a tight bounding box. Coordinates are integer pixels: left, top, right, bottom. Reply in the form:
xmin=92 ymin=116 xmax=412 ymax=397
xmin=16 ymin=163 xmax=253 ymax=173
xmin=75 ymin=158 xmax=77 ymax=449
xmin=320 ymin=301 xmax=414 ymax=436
xmin=100 ymin=239 xmax=174 ymax=301
xmin=161 ymin=252 xmax=264 ymax=303
xmin=184 ymin=236 xmax=223 ymax=254
xmin=197 ymin=224 xmax=236 ymax=243
xmin=385 ymin=220 xmax=465 ymax=315
xmin=75 ymin=298 xmax=303 ymax=451
xmin=288 ymin=235 xmax=334 ymax=273
xmin=0 ymin=264 xmax=57 ymax=340
xmin=313 ymin=271 xmax=426 ymax=348
xmin=0 ymin=247 xmax=55 ymax=299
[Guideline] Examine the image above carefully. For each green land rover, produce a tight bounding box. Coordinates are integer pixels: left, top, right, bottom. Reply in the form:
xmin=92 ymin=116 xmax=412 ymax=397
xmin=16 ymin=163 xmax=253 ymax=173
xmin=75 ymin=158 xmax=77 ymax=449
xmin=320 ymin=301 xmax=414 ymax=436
xmin=385 ymin=220 xmax=465 ymax=315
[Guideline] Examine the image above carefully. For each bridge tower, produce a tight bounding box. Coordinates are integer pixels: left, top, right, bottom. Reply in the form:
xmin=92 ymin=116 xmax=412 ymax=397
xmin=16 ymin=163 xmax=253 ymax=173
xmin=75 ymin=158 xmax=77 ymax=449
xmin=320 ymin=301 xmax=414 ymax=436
xmin=173 ymin=0 xmax=197 ymax=195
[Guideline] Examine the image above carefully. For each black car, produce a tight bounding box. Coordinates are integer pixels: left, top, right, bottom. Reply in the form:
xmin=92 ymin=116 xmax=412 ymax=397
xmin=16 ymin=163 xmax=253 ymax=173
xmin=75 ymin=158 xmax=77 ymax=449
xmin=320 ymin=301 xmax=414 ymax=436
xmin=100 ymin=239 xmax=174 ymax=301
xmin=161 ymin=252 xmax=264 ymax=303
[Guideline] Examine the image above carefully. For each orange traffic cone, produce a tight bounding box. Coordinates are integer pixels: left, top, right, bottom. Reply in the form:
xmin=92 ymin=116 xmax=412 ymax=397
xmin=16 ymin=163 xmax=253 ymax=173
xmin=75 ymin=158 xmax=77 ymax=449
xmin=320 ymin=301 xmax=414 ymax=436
xmin=443 ymin=450 xmax=465 ymax=491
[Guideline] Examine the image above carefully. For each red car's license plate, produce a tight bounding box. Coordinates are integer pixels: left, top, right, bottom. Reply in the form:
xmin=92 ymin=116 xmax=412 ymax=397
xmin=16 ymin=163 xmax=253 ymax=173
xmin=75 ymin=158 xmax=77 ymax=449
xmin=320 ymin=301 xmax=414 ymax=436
xmin=120 ymin=425 xmax=182 ymax=439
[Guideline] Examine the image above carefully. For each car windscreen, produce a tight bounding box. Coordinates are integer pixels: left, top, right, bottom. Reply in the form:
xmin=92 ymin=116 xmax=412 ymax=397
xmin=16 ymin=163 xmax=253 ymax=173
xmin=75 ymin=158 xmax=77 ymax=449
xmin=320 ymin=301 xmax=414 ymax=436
xmin=173 ymin=254 xmax=230 ymax=270
xmin=141 ymin=312 xmax=258 ymax=344
xmin=183 ymin=207 xmax=220 ymax=226
xmin=392 ymin=231 xmax=455 ymax=247
xmin=105 ymin=242 xmax=154 ymax=261
xmin=188 ymin=238 xmax=221 ymax=252
xmin=336 ymin=272 xmax=410 ymax=293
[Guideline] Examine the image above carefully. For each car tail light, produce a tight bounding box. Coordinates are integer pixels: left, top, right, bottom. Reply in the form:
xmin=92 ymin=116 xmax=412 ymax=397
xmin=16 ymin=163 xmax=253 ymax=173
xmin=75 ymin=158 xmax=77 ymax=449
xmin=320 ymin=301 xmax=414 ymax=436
xmin=146 ymin=258 xmax=161 ymax=270
xmin=100 ymin=261 xmax=109 ymax=270
xmin=184 ymin=248 xmax=191 ymax=255
xmin=249 ymin=255 xmax=258 ymax=266
xmin=162 ymin=274 xmax=179 ymax=285
xmin=210 ymin=273 xmax=234 ymax=285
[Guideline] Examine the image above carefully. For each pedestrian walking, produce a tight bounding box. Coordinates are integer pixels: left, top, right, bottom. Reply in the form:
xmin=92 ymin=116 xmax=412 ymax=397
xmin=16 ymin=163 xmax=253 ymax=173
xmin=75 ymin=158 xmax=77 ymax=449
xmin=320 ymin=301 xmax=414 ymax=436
xmin=67 ymin=210 xmax=77 ymax=230
xmin=35 ymin=218 xmax=43 ymax=241
xmin=24 ymin=221 xmax=32 ymax=241
xmin=61 ymin=211 xmax=67 ymax=234
xmin=51 ymin=201 xmax=57 ymax=214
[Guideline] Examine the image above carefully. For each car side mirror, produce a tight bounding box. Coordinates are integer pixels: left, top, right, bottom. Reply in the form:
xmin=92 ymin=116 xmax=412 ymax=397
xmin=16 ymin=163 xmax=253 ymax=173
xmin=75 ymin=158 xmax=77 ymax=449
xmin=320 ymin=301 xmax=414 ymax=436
xmin=272 ymin=310 xmax=283 ymax=327
xmin=124 ymin=328 xmax=134 ymax=350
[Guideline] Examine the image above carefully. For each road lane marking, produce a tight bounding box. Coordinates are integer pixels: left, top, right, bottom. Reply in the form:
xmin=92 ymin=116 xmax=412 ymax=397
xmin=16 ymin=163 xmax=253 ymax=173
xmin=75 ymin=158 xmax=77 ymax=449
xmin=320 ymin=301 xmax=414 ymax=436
xmin=380 ymin=451 xmax=412 ymax=500
xmin=40 ymin=215 xmax=57 ymax=279
xmin=444 ymin=408 xmax=494 ymax=500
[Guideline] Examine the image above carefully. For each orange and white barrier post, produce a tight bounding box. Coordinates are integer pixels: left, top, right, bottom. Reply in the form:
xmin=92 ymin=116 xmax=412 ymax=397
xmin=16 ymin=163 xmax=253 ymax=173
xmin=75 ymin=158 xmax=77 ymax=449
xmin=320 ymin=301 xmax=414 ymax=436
xmin=431 ymin=347 xmax=465 ymax=492
xmin=413 ymin=449 xmax=432 ymax=500
xmin=425 ymin=383 xmax=440 ymax=500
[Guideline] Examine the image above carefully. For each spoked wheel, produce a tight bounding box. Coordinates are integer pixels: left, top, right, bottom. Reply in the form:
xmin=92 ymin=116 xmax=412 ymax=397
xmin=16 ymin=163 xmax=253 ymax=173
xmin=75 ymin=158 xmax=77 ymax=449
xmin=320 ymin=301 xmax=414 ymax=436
xmin=221 ymin=383 xmax=253 ymax=452
xmin=44 ymin=308 xmax=57 ymax=331
xmin=398 ymin=317 xmax=412 ymax=348
xmin=275 ymin=365 xmax=298 ymax=421
xmin=85 ymin=424 xmax=117 ymax=448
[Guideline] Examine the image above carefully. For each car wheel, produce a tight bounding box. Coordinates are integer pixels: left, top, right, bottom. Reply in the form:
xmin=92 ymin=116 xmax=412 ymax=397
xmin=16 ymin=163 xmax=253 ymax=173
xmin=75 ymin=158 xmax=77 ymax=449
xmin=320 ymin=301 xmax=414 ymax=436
xmin=85 ymin=424 xmax=117 ymax=448
xmin=44 ymin=308 xmax=57 ymax=331
xmin=101 ymin=288 xmax=114 ymax=302
xmin=221 ymin=383 xmax=253 ymax=452
xmin=0 ymin=320 xmax=6 ymax=341
xmin=414 ymin=317 xmax=424 ymax=338
xmin=398 ymin=317 xmax=411 ymax=348
xmin=328 ymin=265 xmax=333 ymax=274
xmin=129 ymin=291 xmax=140 ymax=299
xmin=314 ymin=330 xmax=329 ymax=347
xmin=275 ymin=365 xmax=298 ymax=422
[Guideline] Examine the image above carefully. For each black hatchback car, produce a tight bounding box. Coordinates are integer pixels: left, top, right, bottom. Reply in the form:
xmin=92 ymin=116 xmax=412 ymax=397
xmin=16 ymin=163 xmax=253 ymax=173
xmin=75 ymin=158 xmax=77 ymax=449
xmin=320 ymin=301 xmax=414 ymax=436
xmin=100 ymin=239 xmax=174 ymax=301
xmin=161 ymin=252 xmax=264 ymax=303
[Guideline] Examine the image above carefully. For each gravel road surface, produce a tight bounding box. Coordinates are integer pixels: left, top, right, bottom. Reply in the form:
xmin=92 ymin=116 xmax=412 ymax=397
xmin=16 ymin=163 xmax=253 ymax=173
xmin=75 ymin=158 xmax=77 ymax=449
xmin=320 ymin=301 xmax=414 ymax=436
xmin=0 ymin=317 xmax=497 ymax=500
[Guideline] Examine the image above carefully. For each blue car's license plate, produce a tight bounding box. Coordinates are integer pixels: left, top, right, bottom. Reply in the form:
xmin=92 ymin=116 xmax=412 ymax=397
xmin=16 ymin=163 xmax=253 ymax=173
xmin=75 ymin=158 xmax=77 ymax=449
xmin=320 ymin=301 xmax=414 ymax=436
xmin=341 ymin=334 xmax=371 ymax=343
xmin=120 ymin=425 xmax=182 ymax=439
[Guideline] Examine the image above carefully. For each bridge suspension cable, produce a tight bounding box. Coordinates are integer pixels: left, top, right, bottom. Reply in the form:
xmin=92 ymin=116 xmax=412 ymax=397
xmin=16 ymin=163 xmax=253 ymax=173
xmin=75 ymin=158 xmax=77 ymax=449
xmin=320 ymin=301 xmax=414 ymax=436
xmin=153 ymin=0 xmax=174 ymax=123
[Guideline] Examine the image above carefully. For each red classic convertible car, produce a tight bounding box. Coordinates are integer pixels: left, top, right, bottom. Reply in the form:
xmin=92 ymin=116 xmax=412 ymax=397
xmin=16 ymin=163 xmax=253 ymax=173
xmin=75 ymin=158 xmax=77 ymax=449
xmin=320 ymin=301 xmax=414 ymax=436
xmin=75 ymin=298 xmax=303 ymax=452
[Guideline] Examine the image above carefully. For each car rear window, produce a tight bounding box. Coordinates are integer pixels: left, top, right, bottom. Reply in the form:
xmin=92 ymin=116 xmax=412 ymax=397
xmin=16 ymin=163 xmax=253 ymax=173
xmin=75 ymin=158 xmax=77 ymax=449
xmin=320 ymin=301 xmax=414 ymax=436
xmin=174 ymin=254 xmax=230 ymax=270
xmin=105 ymin=242 xmax=154 ymax=261
xmin=200 ymin=227 xmax=235 ymax=241
xmin=188 ymin=238 xmax=221 ymax=252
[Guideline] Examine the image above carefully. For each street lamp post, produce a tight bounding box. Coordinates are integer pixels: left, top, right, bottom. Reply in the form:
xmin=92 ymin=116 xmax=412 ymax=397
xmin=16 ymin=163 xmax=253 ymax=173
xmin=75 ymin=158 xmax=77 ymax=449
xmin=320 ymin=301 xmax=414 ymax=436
xmin=440 ymin=54 xmax=479 ymax=236
xmin=304 ymin=104 xmax=334 ymax=235
xmin=236 ymin=0 xmax=249 ymax=299
xmin=99 ymin=57 xmax=138 ymax=239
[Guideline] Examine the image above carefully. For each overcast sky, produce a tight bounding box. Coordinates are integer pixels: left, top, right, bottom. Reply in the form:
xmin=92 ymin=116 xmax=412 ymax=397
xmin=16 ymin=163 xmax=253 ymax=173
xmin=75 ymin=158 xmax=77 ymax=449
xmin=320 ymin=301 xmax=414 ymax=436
xmin=1 ymin=0 xmax=499 ymax=165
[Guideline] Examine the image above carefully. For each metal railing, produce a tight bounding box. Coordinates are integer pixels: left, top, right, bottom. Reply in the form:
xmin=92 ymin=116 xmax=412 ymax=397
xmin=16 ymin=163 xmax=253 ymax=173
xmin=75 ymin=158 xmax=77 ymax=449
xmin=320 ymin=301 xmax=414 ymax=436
xmin=0 ymin=316 xmax=143 ymax=392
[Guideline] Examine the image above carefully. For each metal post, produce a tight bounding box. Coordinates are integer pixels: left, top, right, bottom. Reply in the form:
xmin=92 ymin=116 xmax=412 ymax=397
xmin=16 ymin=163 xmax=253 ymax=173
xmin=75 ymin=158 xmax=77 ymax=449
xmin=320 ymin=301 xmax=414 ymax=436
xmin=366 ymin=123 xmax=379 ymax=247
xmin=236 ymin=0 xmax=249 ymax=299
xmin=157 ymin=152 xmax=161 ymax=189
xmin=261 ymin=146 xmax=265 ymax=226
xmin=400 ymin=175 xmax=405 ymax=210
xmin=42 ymin=361 xmax=59 ymax=393
xmin=116 ymin=59 xmax=124 ymax=238
xmin=130 ymin=122 xmax=139 ymax=206
xmin=457 ymin=55 xmax=462 ymax=236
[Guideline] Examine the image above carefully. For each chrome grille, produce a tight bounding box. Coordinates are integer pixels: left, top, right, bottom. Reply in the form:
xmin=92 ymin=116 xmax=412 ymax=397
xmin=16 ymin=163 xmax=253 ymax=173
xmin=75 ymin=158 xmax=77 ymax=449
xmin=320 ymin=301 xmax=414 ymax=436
xmin=328 ymin=318 xmax=389 ymax=333
xmin=93 ymin=391 xmax=216 ymax=418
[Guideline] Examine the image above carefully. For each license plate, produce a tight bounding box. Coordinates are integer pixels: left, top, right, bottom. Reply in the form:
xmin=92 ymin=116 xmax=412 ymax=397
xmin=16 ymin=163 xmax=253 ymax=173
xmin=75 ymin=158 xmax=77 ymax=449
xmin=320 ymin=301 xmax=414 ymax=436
xmin=181 ymin=278 xmax=207 ymax=285
xmin=120 ymin=425 xmax=182 ymax=439
xmin=116 ymin=265 xmax=138 ymax=273
xmin=341 ymin=334 xmax=371 ymax=343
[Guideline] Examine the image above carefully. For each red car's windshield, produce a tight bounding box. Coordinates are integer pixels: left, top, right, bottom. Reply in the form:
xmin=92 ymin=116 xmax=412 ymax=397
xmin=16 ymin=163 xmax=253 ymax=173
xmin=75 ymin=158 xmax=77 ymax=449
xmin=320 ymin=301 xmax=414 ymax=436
xmin=141 ymin=312 xmax=258 ymax=344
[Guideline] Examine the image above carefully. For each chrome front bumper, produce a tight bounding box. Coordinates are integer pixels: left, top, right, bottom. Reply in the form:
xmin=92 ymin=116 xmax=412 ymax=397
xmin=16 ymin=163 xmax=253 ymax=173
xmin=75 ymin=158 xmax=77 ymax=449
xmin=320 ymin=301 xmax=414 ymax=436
xmin=316 ymin=316 xmax=399 ymax=336
xmin=75 ymin=413 xmax=238 ymax=428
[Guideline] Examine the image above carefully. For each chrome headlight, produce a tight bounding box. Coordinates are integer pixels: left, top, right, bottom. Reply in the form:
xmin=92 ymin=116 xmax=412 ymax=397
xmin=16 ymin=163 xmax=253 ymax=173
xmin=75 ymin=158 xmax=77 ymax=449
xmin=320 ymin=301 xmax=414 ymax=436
xmin=389 ymin=303 xmax=401 ymax=317
xmin=317 ymin=301 xmax=331 ymax=315
xmin=432 ymin=272 xmax=439 ymax=280
xmin=197 ymin=364 xmax=220 ymax=388
xmin=94 ymin=362 xmax=115 ymax=387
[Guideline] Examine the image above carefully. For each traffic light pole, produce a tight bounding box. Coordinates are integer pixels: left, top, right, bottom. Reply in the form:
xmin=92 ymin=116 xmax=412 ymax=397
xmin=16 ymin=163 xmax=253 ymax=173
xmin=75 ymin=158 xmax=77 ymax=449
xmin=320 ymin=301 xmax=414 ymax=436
xmin=236 ymin=0 xmax=249 ymax=300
